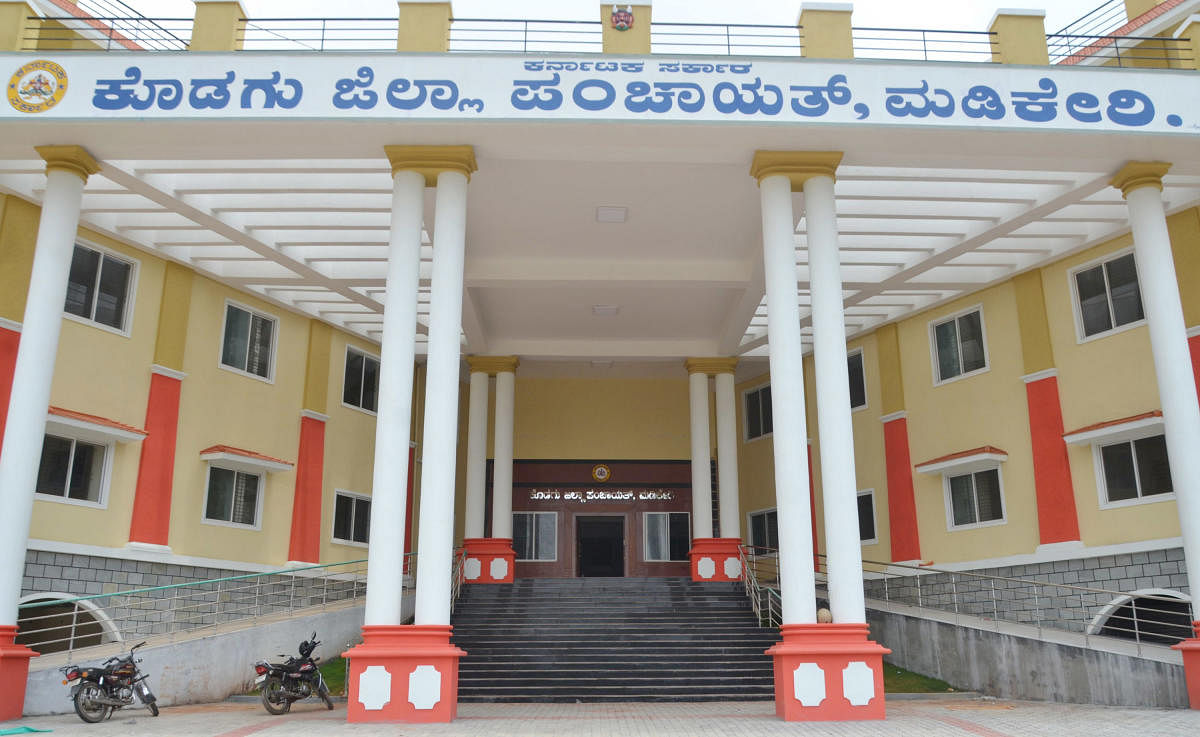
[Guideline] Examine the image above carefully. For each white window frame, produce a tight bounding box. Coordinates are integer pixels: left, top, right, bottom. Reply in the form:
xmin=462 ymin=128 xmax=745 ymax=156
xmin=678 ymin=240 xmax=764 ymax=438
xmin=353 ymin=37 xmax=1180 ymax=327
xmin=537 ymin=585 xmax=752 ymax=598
xmin=942 ymin=468 xmax=1007 ymax=531
xmin=746 ymin=507 xmax=779 ymax=552
xmin=33 ymin=433 xmax=114 ymax=510
xmin=928 ymin=304 xmax=989 ymax=386
xmin=62 ymin=239 xmax=139 ymax=338
xmin=1068 ymin=247 xmax=1146 ymax=344
xmin=201 ymin=465 xmax=265 ymax=531
xmin=857 ymin=489 xmax=878 ymax=545
xmin=1063 ymin=412 xmax=1173 ymax=511
xmin=218 ymin=299 xmax=279 ymax=384
xmin=342 ymin=345 xmax=381 ymax=416
xmin=847 ymin=348 xmax=867 ymax=412
xmin=742 ymin=382 xmax=772 ymax=442
xmin=331 ymin=489 xmax=371 ymax=547
xmin=513 ymin=511 xmax=558 ymax=562
xmin=643 ymin=511 xmax=690 ymax=563
xmin=1092 ymin=434 xmax=1175 ymax=511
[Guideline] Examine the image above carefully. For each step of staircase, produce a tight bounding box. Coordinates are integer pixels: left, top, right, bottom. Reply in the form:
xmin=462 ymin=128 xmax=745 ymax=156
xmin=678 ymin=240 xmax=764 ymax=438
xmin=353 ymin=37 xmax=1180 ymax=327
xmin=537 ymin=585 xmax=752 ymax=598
xmin=451 ymin=577 xmax=779 ymax=702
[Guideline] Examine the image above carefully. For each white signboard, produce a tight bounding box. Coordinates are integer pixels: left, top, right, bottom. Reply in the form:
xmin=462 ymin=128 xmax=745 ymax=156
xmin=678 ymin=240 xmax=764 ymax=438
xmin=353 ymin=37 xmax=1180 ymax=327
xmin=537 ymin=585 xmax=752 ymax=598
xmin=2 ymin=53 xmax=1196 ymax=135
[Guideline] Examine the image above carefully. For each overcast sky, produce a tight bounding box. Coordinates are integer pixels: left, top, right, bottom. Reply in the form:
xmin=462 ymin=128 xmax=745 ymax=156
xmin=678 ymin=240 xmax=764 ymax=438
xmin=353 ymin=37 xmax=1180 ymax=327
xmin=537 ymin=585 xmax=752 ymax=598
xmin=124 ymin=1 xmax=1112 ymax=35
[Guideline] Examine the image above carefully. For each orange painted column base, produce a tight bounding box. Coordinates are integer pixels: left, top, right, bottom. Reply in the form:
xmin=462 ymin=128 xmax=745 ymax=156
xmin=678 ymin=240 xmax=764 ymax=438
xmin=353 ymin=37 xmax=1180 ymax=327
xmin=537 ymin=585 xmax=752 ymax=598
xmin=766 ymin=623 xmax=891 ymax=721
xmin=461 ymin=538 xmax=516 ymax=584
xmin=1172 ymin=622 xmax=1200 ymax=709
xmin=0 ymin=625 xmax=36 ymax=720
xmin=343 ymin=625 xmax=466 ymax=723
xmin=689 ymin=538 xmax=744 ymax=582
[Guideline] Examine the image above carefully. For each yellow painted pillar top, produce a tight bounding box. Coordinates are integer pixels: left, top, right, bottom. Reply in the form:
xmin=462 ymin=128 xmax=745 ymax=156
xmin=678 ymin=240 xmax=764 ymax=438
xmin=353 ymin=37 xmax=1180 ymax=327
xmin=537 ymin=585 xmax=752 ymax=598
xmin=684 ymin=357 xmax=738 ymax=375
xmin=0 ymin=3 xmax=37 ymax=51
xmin=749 ymin=150 xmax=843 ymax=191
xmin=35 ymin=144 xmax=99 ymax=182
xmin=466 ymin=355 xmax=520 ymax=375
xmin=189 ymin=0 xmax=247 ymax=51
xmin=397 ymin=1 xmax=453 ymax=53
xmin=384 ymin=145 xmax=477 ymax=186
xmin=152 ymin=262 xmax=195 ymax=372
xmin=988 ymin=9 xmax=1049 ymax=65
xmin=302 ymin=321 xmax=333 ymax=414
xmin=1110 ymin=160 xmax=1171 ymax=198
xmin=1012 ymin=270 xmax=1055 ymax=376
xmin=601 ymin=3 xmax=651 ymax=55
xmin=798 ymin=3 xmax=854 ymax=60
xmin=875 ymin=323 xmax=905 ymax=416
xmin=1174 ymin=18 xmax=1200 ymax=71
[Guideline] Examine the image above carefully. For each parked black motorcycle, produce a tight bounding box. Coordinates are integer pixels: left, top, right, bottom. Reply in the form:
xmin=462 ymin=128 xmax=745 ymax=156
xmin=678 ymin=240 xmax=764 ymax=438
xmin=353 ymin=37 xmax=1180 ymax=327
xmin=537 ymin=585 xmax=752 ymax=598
xmin=60 ymin=641 xmax=159 ymax=723
xmin=254 ymin=631 xmax=334 ymax=714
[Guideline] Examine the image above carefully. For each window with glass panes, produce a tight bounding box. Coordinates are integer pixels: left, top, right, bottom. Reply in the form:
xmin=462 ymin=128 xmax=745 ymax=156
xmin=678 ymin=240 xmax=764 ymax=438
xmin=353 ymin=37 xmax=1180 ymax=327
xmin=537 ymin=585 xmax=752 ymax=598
xmin=1074 ymin=252 xmax=1144 ymax=338
xmin=221 ymin=303 xmax=275 ymax=379
xmin=35 ymin=434 xmax=106 ymax=504
xmin=64 ymin=244 xmax=133 ymax=331
xmin=204 ymin=467 xmax=260 ymax=527
xmin=645 ymin=512 xmax=690 ymax=561
xmin=513 ymin=511 xmax=556 ymax=561
xmin=749 ymin=509 xmax=778 ymax=550
xmin=744 ymin=385 xmax=772 ymax=440
xmin=1099 ymin=434 xmax=1172 ymax=505
xmin=932 ymin=309 xmax=987 ymax=382
xmin=947 ymin=468 xmax=1004 ymax=528
xmin=848 ymin=351 xmax=866 ymax=409
xmin=857 ymin=490 xmax=876 ymax=543
xmin=333 ymin=492 xmax=371 ymax=544
xmin=343 ymin=348 xmax=380 ymax=412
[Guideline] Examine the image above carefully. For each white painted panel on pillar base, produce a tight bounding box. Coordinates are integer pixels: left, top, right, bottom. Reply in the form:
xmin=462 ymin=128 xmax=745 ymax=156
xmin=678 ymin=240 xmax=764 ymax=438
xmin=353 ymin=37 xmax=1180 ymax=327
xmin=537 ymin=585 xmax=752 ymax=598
xmin=724 ymin=557 xmax=741 ymax=579
xmin=793 ymin=663 xmax=826 ymax=707
xmin=464 ymin=558 xmax=481 ymax=581
xmin=490 ymin=558 xmax=508 ymax=581
xmin=358 ymin=665 xmax=391 ymax=711
xmin=697 ymin=557 xmax=715 ymax=579
xmin=408 ymin=665 xmax=442 ymax=710
xmin=842 ymin=661 xmax=876 ymax=706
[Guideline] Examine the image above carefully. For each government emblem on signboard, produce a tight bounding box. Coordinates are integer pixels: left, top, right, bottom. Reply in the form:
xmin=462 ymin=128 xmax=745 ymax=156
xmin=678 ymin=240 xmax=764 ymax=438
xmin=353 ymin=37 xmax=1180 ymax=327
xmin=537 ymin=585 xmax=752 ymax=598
xmin=611 ymin=5 xmax=634 ymax=31
xmin=8 ymin=60 xmax=67 ymax=114
xmin=591 ymin=464 xmax=612 ymax=482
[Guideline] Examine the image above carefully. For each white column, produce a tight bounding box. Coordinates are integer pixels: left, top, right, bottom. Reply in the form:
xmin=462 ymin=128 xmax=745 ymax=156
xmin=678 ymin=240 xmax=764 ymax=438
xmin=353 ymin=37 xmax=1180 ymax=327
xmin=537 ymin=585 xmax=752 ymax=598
xmin=715 ymin=370 xmax=741 ymax=539
xmin=688 ymin=370 xmax=714 ymax=539
xmin=414 ymin=169 xmax=470 ymax=626
xmin=362 ymin=168 xmax=424 ymax=626
xmin=463 ymin=369 xmax=489 ymax=539
xmin=0 ymin=163 xmax=89 ymax=624
xmin=1123 ymin=178 xmax=1200 ymax=601
xmin=492 ymin=368 xmax=516 ymax=539
xmin=805 ymin=173 xmax=866 ymax=624
xmin=758 ymin=173 xmax=817 ymax=625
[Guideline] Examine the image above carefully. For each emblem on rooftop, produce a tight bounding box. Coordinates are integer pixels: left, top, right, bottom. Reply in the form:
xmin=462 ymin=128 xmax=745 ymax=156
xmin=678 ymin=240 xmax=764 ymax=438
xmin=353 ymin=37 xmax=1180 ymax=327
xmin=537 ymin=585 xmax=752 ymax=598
xmin=611 ymin=5 xmax=634 ymax=31
xmin=8 ymin=60 xmax=67 ymax=114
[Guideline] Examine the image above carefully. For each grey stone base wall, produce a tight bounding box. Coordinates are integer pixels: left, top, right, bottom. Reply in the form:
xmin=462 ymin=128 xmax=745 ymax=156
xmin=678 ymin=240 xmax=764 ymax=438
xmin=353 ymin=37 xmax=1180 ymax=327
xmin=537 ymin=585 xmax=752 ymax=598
xmin=863 ymin=547 xmax=1190 ymax=636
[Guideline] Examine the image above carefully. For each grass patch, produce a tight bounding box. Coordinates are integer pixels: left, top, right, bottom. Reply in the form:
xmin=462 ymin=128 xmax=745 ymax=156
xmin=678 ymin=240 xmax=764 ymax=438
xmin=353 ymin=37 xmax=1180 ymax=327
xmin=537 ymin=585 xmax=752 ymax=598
xmin=319 ymin=657 xmax=347 ymax=696
xmin=883 ymin=661 xmax=958 ymax=693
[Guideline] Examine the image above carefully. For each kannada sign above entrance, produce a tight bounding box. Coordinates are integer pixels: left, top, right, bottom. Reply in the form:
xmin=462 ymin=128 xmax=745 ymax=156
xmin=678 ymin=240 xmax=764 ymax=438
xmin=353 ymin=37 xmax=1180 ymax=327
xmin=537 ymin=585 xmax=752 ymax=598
xmin=2 ymin=53 xmax=1196 ymax=134
xmin=529 ymin=488 xmax=675 ymax=504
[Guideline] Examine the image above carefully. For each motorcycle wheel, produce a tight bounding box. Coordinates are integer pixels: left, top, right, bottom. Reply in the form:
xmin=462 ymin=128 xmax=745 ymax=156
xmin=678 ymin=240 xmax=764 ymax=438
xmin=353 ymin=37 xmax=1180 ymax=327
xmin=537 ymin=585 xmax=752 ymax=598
xmin=260 ymin=676 xmax=290 ymax=715
xmin=319 ymin=682 xmax=334 ymax=711
xmin=148 ymin=702 xmax=159 ymax=717
xmin=73 ymin=683 xmax=111 ymax=723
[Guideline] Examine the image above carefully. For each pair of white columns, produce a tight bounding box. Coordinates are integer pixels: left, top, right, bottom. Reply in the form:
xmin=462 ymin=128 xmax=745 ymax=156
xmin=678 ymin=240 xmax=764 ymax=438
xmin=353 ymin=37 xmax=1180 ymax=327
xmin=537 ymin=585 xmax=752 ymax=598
xmin=464 ymin=357 xmax=518 ymax=541
xmin=364 ymin=147 xmax=477 ymax=628
xmin=751 ymin=151 xmax=867 ymax=626
xmin=1115 ymin=163 xmax=1200 ymax=603
xmin=0 ymin=147 xmax=99 ymax=626
xmin=686 ymin=359 xmax=741 ymax=540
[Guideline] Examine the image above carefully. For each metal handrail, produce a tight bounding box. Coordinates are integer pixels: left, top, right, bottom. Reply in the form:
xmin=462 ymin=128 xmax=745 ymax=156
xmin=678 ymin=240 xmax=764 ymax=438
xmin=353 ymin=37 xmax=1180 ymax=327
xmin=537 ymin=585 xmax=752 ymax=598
xmin=1048 ymin=32 xmax=1193 ymax=68
xmin=23 ymin=16 xmax=191 ymax=51
xmin=450 ymin=546 xmax=466 ymax=611
xmin=16 ymin=555 xmax=413 ymax=660
xmin=1052 ymin=0 xmax=1133 ymax=37
xmin=739 ymin=544 xmax=781 ymax=627
xmin=851 ymin=27 xmax=997 ymax=63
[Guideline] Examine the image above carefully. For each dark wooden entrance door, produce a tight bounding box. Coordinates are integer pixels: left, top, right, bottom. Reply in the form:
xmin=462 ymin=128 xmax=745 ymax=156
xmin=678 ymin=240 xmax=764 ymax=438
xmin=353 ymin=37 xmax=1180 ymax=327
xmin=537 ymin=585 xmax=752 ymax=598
xmin=576 ymin=515 xmax=625 ymax=577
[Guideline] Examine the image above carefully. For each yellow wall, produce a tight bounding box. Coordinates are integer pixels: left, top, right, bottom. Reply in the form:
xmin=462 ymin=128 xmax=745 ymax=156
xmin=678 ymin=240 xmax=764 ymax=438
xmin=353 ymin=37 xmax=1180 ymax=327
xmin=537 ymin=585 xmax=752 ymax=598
xmin=735 ymin=371 xmax=776 ymax=528
xmin=0 ymin=195 xmax=39 ymax=323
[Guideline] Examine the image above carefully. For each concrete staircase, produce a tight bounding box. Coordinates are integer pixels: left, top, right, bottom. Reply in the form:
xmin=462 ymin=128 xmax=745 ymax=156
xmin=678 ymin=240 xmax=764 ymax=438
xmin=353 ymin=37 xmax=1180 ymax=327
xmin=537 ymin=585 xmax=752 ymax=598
xmin=450 ymin=577 xmax=779 ymax=702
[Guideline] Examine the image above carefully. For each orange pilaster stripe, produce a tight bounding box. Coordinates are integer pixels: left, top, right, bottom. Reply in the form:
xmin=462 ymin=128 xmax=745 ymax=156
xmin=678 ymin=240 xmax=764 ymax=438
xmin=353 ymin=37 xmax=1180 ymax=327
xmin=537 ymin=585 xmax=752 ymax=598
xmin=1190 ymin=335 xmax=1200 ymax=406
xmin=129 ymin=372 xmax=182 ymax=546
xmin=1025 ymin=376 xmax=1080 ymax=544
xmin=883 ymin=417 xmax=921 ymax=562
xmin=0 ymin=327 xmax=18 ymax=455
xmin=287 ymin=415 xmax=326 ymax=563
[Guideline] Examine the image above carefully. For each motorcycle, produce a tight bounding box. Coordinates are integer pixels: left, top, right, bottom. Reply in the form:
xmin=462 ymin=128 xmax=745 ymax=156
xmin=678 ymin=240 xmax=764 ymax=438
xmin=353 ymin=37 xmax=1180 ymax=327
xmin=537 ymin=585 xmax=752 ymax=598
xmin=254 ymin=631 xmax=334 ymax=714
xmin=59 ymin=641 xmax=159 ymax=723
